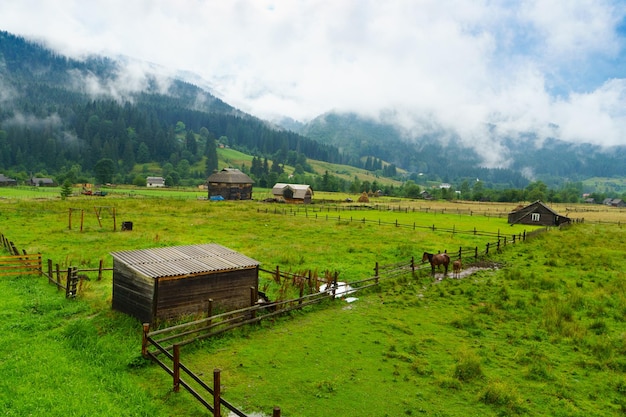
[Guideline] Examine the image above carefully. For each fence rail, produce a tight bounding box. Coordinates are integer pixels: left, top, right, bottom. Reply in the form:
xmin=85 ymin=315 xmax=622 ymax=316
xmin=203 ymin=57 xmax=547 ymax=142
xmin=0 ymin=253 xmax=42 ymax=277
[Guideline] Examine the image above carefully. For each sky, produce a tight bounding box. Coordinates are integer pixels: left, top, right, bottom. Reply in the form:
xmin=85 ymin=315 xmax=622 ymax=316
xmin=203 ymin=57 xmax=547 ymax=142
xmin=1 ymin=0 xmax=626 ymax=163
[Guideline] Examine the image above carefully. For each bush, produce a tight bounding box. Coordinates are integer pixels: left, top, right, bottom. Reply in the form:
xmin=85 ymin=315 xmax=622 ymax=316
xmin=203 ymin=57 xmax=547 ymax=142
xmin=453 ymin=351 xmax=483 ymax=382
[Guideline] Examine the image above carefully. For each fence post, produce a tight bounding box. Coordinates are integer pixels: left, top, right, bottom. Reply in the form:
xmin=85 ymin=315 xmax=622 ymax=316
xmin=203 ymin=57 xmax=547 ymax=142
xmin=47 ymin=259 xmax=53 ymax=284
xmin=65 ymin=267 xmax=73 ymax=298
xmin=273 ymin=407 xmax=281 ymax=417
xmin=374 ymin=262 xmax=379 ymax=285
xmin=250 ymin=287 xmax=257 ymax=319
xmin=458 ymin=247 xmax=462 ymax=260
xmin=213 ymin=368 xmax=221 ymax=417
xmin=485 ymin=242 xmax=490 ymax=255
xmin=142 ymin=323 xmax=150 ymax=357
xmin=474 ymin=247 xmax=478 ymax=260
xmin=207 ymin=299 xmax=213 ymax=325
xmin=55 ymin=264 xmax=61 ymax=289
xmin=97 ymin=259 xmax=103 ymax=281
xmin=332 ymin=272 xmax=338 ymax=299
xmin=410 ymin=256 xmax=415 ymax=273
xmin=173 ymin=344 xmax=180 ymax=393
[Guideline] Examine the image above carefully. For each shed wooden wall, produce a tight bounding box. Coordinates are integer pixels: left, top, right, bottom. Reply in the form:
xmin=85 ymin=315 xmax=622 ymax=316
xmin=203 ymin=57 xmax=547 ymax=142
xmin=209 ymin=183 xmax=253 ymax=200
xmin=155 ymin=267 xmax=258 ymax=320
xmin=112 ymin=261 xmax=155 ymax=323
xmin=112 ymin=262 xmax=259 ymax=323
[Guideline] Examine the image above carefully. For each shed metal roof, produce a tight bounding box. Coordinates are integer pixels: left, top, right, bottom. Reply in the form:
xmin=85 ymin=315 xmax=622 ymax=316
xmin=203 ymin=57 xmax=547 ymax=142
xmin=110 ymin=243 xmax=259 ymax=279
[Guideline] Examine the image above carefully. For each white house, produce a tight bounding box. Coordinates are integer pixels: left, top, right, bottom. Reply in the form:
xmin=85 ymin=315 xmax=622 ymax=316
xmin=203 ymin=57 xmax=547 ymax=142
xmin=146 ymin=176 xmax=165 ymax=187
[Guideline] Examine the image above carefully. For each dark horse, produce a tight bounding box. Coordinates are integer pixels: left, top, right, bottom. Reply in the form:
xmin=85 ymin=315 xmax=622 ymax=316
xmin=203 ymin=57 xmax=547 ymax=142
xmin=422 ymin=251 xmax=451 ymax=277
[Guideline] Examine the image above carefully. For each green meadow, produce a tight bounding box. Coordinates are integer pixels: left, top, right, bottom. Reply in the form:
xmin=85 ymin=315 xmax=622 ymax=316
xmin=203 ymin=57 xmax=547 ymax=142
xmin=0 ymin=191 xmax=625 ymax=416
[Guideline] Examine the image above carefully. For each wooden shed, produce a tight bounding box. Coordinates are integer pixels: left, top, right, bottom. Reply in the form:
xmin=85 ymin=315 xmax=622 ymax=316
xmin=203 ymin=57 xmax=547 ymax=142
xmin=111 ymin=243 xmax=260 ymax=324
xmin=271 ymin=183 xmax=313 ymax=204
xmin=207 ymin=168 xmax=254 ymax=200
xmin=507 ymin=200 xmax=571 ymax=226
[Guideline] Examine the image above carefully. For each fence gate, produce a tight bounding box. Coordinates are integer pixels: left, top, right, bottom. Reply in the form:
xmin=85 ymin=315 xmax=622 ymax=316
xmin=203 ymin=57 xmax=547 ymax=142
xmin=0 ymin=253 xmax=42 ymax=277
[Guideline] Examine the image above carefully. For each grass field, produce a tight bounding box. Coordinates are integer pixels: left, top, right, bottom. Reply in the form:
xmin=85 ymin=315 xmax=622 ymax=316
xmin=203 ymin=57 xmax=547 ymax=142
xmin=1 ymin=191 xmax=625 ymax=416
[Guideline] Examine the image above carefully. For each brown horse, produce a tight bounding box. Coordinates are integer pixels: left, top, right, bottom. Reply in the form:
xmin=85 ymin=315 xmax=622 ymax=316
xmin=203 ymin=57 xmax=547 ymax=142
xmin=452 ymin=259 xmax=462 ymax=278
xmin=422 ymin=251 xmax=450 ymax=277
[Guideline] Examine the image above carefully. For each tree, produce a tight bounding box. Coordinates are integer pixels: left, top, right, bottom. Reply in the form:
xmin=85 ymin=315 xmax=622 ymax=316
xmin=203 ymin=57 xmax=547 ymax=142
xmin=94 ymin=158 xmax=115 ymax=184
xmin=204 ymin=137 xmax=218 ymax=176
xmin=60 ymin=180 xmax=73 ymax=200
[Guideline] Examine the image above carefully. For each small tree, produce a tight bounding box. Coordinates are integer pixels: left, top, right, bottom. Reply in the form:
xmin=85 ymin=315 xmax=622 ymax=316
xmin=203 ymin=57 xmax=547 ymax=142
xmin=60 ymin=180 xmax=73 ymax=200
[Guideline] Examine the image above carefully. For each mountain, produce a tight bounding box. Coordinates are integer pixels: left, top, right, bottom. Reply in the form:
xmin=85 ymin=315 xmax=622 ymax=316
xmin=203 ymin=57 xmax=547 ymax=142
xmin=0 ymin=31 xmax=344 ymax=184
xmin=1 ymin=29 xmax=624 ymax=194
xmin=295 ymin=110 xmax=626 ymax=189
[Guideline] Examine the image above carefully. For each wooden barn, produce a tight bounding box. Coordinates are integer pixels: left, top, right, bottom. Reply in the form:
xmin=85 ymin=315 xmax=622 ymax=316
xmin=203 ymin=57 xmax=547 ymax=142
xmin=271 ymin=183 xmax=313 ymax=204
xmin=111 ymin=243 xmax=260 ymax=324
xmin=507 ymin=200 xmax=571 ymax=226
xmin=207 ymin=168 xmax=254 ymax=200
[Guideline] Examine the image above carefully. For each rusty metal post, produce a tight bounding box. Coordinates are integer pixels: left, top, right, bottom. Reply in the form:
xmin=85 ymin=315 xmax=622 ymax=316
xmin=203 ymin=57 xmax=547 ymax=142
xmin=142 ymin=323 xmax=150 ymax=357
xmin=172 ymin=344 xmax=180 ymax=392
xmin=213 ymin=368 xmax=221 ymax=417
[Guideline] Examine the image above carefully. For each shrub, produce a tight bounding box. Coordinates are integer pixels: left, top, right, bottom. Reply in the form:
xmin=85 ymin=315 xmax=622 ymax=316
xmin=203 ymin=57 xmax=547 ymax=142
xmin=479 ymin=380 xmax=525 ymax=415
xmin=453 ymin=350 xmax=483 ymax=382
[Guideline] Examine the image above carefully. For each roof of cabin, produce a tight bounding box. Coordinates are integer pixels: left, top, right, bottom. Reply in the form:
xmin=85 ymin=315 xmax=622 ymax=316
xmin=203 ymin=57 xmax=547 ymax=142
xmin=110 ymin=243 xmax=259 ymax=279
xmin=207 ymin=168 xmax=253 ymax=184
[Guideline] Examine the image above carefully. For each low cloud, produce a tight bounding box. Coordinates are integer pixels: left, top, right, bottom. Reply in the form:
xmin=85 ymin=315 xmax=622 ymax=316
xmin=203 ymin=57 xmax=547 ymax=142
xmin=1 ymin=0 xmax=625 ymax=160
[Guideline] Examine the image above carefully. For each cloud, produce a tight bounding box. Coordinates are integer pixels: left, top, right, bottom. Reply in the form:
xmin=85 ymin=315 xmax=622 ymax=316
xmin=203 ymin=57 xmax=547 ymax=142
xmin=1 ymin=0 xmax=626 ymax=158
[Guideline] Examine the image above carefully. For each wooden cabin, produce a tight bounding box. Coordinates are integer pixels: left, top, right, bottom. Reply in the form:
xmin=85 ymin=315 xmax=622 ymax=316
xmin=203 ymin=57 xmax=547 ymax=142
xmin=507 ymin=200 xmax=571 ymax=226
xmin=111 ymin=243 xmax=260 ymax=323
xmin=207 ymin=168 xmax=254 ymax=200
xmin=271 ymin=183 xmax=313 ymax=204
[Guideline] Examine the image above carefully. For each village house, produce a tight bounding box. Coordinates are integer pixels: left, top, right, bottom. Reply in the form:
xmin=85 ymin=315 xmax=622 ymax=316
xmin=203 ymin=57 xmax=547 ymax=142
xmin=271 ymin=183 xmax=313 ymax=204
xmin=207 ymin=168 xmax=254 ymax=200
xmin=507 ymin=200 xmax=571 ymax=226
xmin=28 ymin=177 xmax=55 ymax=187
xmin=0 ymin=174 xmax=17 ymax=186
xmin=146 ymin=176 xmax=165 ymax=187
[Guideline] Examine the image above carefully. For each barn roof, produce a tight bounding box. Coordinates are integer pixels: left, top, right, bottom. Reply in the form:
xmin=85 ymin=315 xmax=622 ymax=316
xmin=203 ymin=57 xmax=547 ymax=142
xmin=207 ymin=168 xmax=253 ymax=184
xmin=110 ymin=243 xmax=259 ymax=279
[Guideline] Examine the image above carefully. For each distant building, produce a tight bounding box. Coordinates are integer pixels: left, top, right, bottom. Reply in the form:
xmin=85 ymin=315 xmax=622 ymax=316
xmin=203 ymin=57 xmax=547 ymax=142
xmin=507 ymin=200 xmax=571 ymax=226
xmin=28 ymin=177 xmax=55 ymax=187
xmin=146 ymin=176 xmax=165 ymax=187
xmin=271 ymin=183 xmax=313 ymax=204
xmin=0 ymin=174 xmax=17 ymax=186
xmin=603 ymin=198 xmax=625 ymax=207
xmin=207 ymin=168 xmax=253 ymax=200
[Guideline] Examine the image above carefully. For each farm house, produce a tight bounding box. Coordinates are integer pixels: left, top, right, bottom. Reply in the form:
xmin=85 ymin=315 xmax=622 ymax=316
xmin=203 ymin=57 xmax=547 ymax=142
xmin=271 ymin=183 xmax=313 ymax=204
xmin=111 ymin=243 xmax=260 ymax=323
xmin=507 ymin=200 xmax=571 ymax=226
xmin=146 ymin=176 xmax=165 ymax=187
xmin=207 ymin=168 xmax=254 ymax=200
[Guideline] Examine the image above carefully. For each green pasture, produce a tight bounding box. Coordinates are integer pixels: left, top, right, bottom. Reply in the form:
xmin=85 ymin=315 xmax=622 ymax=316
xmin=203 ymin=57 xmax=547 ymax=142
xmin=0 ymin=195 xmax=625 ymax=416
